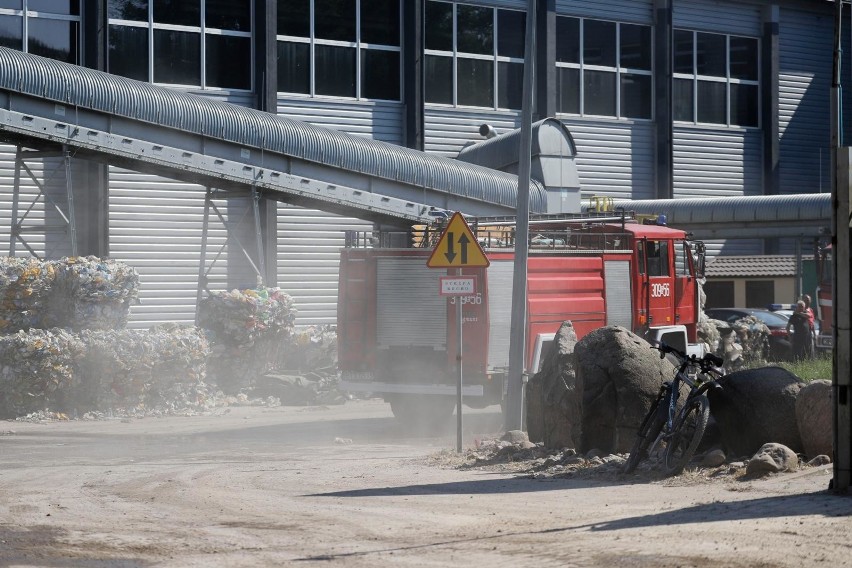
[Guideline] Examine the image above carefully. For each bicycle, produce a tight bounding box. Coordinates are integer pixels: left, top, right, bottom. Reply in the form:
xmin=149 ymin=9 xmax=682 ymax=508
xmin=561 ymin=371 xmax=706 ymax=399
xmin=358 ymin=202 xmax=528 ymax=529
xmin=623 ymin=342 xmax=725 ymax=476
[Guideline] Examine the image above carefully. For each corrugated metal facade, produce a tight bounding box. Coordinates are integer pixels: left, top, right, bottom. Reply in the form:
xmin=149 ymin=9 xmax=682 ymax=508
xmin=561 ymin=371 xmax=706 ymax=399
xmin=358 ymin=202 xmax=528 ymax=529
xmin=672 ymin=128 xmax=763 ymax=198
xmin=108 ymin=92 xmax=247 ymax=328
xmin=778 ymin=8 xmax=832 ymax=195
xmin=555 ymin=0 xmax=652 ymax=24
xmin=0 ymin=144 xmax=86 ymax=260
xmin=673 ymin=0 xmax=761 ymax=35
xmin=564 ymin=120 xmax=656 ymax=200
xmin=277 ymin=99 xmax=404 ymax=145
xmin=424 ymin=108 xmax=522 ymax=158
xmin=276 ymin=97 xmax=401 ymax=325
xmin=276 ymin=206 xmax=371 ymax=326
xmin=108 ymin=167 xmax=228 ymax=328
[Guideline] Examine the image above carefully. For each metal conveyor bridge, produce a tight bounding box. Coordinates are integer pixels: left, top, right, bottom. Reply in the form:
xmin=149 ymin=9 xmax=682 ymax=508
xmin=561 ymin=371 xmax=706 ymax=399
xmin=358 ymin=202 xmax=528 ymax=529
xmin=0 ymin=47 xmax=547 ymax=228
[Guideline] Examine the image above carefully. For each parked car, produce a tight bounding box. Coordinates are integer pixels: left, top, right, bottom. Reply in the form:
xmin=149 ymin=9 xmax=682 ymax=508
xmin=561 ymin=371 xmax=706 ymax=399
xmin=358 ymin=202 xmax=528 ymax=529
xmin=704 ymin=307 xmax=793 ymax=361
xmin=768 ymin=303 xmax=820 ymax=334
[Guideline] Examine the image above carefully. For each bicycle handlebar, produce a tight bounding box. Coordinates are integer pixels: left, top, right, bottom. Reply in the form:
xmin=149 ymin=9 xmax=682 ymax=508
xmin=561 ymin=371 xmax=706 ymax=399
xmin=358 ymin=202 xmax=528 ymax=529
xmin=653 ymin=341 xmax=724 ymax=374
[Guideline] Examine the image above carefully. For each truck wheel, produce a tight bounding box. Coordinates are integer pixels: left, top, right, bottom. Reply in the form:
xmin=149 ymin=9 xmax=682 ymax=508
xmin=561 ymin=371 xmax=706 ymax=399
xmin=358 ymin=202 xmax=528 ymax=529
xmin=389 ymin=395 xmax=456 ymax=430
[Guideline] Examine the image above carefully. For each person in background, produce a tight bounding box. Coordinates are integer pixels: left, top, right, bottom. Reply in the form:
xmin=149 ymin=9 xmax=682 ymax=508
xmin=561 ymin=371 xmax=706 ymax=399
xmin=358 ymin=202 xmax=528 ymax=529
xmin=787 ymin=301 xmax=814 ymax=361
xmin=801 ymin=294 xmax=817 ymax=353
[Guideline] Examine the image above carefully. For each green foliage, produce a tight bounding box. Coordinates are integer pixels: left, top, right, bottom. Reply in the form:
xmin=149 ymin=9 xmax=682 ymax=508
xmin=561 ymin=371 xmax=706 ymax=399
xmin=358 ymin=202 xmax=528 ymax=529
xmin=778 ymin=353 xmax=833 ymax=383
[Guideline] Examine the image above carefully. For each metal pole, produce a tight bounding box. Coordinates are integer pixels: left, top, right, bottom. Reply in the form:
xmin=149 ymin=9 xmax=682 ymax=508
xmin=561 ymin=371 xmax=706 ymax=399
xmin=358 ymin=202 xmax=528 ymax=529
xmin=506 ymin=0 xmax=537 ymax=431
xmin=456 ymin=268 xmax=463 ymax=453
xmin=251 ymin=185 xmax=266 ymax=286
xmin=195 ymin=187 xmax=213 ymax=326
xmin=831 ymin=0 xmax=850 ymax=494
xmin=64 ymin=145 xmax=78 ymax=257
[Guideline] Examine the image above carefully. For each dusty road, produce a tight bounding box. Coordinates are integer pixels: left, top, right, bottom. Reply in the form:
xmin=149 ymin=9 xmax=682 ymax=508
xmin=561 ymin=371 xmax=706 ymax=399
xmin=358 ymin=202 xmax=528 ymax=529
xmin=0 ymin=399 xmax=849 ymax=567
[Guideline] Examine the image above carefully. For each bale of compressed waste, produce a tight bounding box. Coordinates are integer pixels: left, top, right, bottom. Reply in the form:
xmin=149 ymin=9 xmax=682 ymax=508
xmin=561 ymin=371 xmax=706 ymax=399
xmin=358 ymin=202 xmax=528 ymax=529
xmin=0 ymin=328 xmax=85 ymax=417
xmin=0 ymin=256 xmax=139 ymax=333
xmin=75 ymin=324 xmax=210 ymax=411
xmin=0 ymin=257 xmax=54 ymax=333
xmin=277 ymin=325 xmax=337 ymax=370
xmin=42 ymin=256 xmax=140 ymax=331
xmin=197 ymin=287 xmax=297 ymax=393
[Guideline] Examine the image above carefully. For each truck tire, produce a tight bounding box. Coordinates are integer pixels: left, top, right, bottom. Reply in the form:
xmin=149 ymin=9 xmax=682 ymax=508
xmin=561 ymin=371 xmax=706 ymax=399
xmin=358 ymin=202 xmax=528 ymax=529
xmin=389 ymin=395 xmax=456 ymax=430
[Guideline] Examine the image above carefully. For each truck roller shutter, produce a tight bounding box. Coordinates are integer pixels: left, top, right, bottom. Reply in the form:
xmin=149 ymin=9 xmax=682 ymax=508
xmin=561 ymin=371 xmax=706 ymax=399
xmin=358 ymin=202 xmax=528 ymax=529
xmin=604 ymin=260 xmax=633 ymax=329
xmin=486 ymin=260 xmax=514 ymax=369
xmin=376 ymin=258 xmax=447 ymax=349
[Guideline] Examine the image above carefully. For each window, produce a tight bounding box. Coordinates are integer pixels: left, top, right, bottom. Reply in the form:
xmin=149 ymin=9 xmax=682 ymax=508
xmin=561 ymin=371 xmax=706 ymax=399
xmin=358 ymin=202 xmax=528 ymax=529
xmin=704 ymin=281 xmax=734 ymax=309
xmin=745 ymin=280 xmax=774 ymax=308
xmin=0 ymin=0 xmax=80 ymax=63
xmin=424 ymin=1 xmax=525 ymax=110
xmin=646 ymin=240 xmax=669 ymax=277
xmin=675 ymin=241 xmax=691 ymax=276
xmin=555 ymin=17 xmax=652 ymax=120
xmin=107 ymin=0 xmax=252 ymax=90
xmin=673 ymin=29 xmax=759 ymax=127
xmin=276 ymin=0 xmax=400 ymax=101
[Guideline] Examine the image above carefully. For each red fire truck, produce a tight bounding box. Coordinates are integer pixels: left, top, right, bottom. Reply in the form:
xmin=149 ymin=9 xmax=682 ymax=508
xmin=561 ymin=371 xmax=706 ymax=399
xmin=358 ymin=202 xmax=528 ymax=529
xmin=337 ymin=212 xmax=706 ymax=422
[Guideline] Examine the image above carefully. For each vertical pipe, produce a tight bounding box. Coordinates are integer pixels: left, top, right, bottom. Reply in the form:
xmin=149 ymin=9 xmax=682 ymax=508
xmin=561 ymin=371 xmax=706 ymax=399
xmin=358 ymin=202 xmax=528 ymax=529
xmin=64 ymin=146 xmax=78 ymax=257
xmin=9 ymin=145 xmax=21 ymax=256
xmin=195 ymin=188 xmax=213 ymax=326
xmin=506 ymin=0 xmax=537 ymax=431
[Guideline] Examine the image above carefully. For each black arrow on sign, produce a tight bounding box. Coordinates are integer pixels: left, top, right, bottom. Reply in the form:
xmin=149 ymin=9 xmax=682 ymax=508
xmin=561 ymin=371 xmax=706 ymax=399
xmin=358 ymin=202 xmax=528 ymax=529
xmin=444 ymin=232 xmax=457 ymax=263
xmin=458 ymin=232 xmax=470 ymax=264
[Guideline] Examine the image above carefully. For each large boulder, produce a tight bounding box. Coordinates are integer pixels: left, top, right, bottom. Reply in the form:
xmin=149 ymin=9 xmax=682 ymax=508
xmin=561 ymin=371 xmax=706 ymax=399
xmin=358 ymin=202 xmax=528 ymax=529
xmin=796 ymin=379 xmax=832 ymax=459
xmin=708 ymin=366 xmax=804 ymax=458
xmin=574 ymin=326 xmax=675 ymax=454
xmin=526 ymin=321 xmax=581 ymax=449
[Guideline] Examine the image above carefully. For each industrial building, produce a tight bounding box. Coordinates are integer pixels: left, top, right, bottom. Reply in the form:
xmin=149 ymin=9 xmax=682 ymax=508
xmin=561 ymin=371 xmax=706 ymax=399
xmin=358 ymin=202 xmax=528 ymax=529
xmin=0 ymin=0 xmax=843 ymax=328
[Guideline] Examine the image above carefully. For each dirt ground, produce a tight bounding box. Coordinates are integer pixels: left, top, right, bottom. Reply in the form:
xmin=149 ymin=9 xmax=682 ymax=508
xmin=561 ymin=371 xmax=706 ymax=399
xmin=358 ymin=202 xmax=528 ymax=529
xmin=0 ymin=399 xmax=849 ymax=567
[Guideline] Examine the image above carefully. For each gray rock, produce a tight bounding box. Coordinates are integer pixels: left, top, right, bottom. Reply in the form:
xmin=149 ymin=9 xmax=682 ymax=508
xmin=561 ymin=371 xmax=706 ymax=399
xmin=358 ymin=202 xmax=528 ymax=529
xmin=796 ymin=380 xmax=832 ymax=459
xmin=701 ymin=448 xmax=727 ymax=468
xmin=574 ymin=326 xmax=675 ymax=454
xmin=501 ymin=430 xmax=529 ymax=444
xmin=746 ymin=443 xmax=799 ymax=476
xmin=519 ymin=441 xmax=537 ymax=450
xmin=585 ymin=448 xmax=604 ymax=459
xmin=807 ymin=454 xmax=831 ymax=467
xmin=525 ymin=321 xmax=581 ymax=449
xmin=708 ymin=366 xmax=804 ymax=456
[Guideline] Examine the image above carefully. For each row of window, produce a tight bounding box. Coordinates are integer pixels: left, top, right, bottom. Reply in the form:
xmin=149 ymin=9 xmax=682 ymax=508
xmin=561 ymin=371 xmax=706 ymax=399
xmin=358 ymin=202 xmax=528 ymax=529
xmin=7 ymin=0 xmax=760 ymax=128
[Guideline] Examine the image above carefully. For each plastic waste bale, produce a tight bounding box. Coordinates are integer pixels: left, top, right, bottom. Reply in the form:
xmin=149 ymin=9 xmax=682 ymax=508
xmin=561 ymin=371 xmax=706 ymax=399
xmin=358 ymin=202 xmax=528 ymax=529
xmin=0 ymin=328 xmax=84 ymax=417
xmin=75 ymin=324 xmax=210 ymax=412
xmin=197 ymin=287 xmax=296 ymax=393
xmin=0 ymin=257 xmax=55 ymax=333
xmin=42 ymin=256 xmax=140 ymax=331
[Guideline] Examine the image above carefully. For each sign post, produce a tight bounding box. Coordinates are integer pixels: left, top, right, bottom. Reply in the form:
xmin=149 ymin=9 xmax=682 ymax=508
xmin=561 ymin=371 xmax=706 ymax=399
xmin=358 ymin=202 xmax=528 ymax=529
xmin=427 ymin=212 xmax=489 ymax=452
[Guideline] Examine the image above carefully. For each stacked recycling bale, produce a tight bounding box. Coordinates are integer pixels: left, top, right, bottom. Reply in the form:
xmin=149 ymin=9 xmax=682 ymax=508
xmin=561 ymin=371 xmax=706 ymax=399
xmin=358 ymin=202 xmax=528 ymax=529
xmin=198 ymin=287 xmax=297 ymax=393
xmin=0 ymin=328 xmax=85 ymax=416
xmin=0 ymin=255 xmax=145 ymax=417
xmin=0 ymin=257 xmax=55 ymax=333
xmin=74 ymin=324 xmax=211 ymax=412
xmin=43 ymin=256 xmax=140 ymax=331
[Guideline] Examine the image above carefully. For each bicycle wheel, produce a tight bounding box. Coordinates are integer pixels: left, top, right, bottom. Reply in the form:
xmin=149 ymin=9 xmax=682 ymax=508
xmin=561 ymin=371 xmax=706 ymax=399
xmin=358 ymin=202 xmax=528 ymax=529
xmin=662 ymin=394 xmax=710 ymax=476
xmin=623 ymin=394 xmax=667 ymax=474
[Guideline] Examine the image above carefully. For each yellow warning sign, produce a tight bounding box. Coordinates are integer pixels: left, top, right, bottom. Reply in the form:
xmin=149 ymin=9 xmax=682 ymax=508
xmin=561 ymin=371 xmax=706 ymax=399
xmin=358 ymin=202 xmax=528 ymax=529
xmin=427 ymin=212 xmax=490 ymax=268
